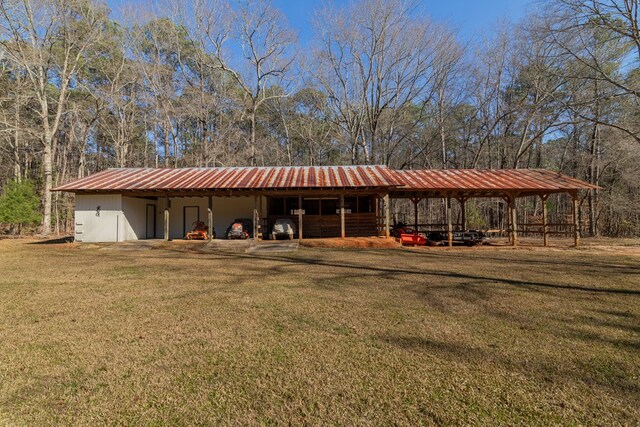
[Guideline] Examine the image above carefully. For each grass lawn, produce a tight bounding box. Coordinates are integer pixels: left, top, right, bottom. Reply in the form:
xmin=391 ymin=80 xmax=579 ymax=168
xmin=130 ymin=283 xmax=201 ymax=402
xmin=0 ymin=238 xmax=638 ymax=425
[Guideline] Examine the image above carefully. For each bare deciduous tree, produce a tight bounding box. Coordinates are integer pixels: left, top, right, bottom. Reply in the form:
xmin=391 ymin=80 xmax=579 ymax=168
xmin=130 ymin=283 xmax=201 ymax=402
xmin=540 ymin=0 xmax=640 ymax=142
xmin=0 ymin=0 xmax=107 ymax=234
xmin=313 ymin=0 xmax=461 ymax=165
xmin=0 ymin=0 xmax=638 ymax=237
xmin=186 ymin=0 xmax=298 ymax=166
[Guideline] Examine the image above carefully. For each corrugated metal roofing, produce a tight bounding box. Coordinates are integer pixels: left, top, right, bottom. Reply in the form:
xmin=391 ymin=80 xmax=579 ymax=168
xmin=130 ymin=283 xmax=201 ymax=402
xmin=53 ymin=165 xmax=403 ymax=192
xmin=395 ymin=169 xmax=598 ymax=192
xmin=53 ymin=166 xmax=597 ymax=193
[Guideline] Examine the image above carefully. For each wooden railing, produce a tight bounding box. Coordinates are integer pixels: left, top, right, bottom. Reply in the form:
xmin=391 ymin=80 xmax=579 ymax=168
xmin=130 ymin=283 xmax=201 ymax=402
xmin=393 ymin=222 xmax=578 ymax=237
xmin=515 ymin=223 xmax=576 ymax=236
xmin=266 ymin=212 xmax=378 ymax=238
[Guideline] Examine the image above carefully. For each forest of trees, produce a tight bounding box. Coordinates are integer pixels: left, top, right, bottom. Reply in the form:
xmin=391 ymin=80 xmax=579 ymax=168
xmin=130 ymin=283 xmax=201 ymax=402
xmin=0 ymin=0 xmax=638 ymax=236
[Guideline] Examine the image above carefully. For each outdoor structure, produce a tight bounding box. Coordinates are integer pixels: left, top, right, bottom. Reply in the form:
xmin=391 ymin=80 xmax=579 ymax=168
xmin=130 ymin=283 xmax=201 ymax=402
xmin=54 ymin=166 xmax=401 ymax=243
xmin=53 ymin=166 xmax=597 ymax=246
xmin=391 ymin=169 xmax=599 ymax=247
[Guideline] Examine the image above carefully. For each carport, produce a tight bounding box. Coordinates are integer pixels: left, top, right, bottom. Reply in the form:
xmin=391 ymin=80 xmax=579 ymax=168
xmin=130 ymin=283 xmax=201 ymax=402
xmin=390 ymin=169 xmax=600 ymax=247
xmin=54 ymin=166 xmax=597 ymax=245
xmin=53 ymin=166 xmax=402 ymax=243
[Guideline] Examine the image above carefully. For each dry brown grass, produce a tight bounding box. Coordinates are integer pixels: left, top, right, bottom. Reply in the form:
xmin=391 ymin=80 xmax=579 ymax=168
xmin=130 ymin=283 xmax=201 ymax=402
xmin=0 ymin=238 xmax=639 ymax=425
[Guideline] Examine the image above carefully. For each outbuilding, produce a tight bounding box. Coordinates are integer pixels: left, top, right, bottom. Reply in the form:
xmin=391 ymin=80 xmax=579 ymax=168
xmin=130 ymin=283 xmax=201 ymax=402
xmin=53 ymin=165 xmax=597 ymax=246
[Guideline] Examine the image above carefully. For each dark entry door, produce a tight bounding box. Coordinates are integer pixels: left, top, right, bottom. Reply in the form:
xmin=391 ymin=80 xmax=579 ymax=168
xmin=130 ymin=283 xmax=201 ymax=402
xmin=183 ymin=206 xmax=200 ymax=236
xmin=146 ymin=204 xmax=156 ymax=239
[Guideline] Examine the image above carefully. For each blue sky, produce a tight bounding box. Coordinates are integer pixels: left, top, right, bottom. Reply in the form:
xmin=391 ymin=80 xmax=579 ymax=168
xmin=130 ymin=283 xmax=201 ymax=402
xmin=272 ymin=0 xmax=531 ymax=42
xmin=107 ymin=0 xmax=531 ymax=42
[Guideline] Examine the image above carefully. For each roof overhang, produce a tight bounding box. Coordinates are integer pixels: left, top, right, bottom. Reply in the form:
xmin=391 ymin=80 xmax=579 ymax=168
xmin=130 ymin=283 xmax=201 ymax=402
xmin=53 ymin=165 xmax=403 ymax=193
xmin=54 ymin=166 xmax=599 ymax=197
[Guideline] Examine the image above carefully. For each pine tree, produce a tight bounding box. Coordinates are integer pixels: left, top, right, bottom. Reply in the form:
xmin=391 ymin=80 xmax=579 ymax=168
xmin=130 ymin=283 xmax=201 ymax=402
xmin=0 ymin=180 xmax=42 ymax=235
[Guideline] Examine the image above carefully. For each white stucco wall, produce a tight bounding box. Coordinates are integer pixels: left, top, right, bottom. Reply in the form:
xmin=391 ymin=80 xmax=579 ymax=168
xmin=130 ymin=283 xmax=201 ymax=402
xmin=122 ymin=196 xmax=156 ymax=240
xmin=160 ymin=197 xmax=208 ymax=240
xmin=211 ymin=196 xmax=256 ymax=238
xmin=157 ymin=196 xmax=256 ymax=239
xmin=75 ymin=194 xmax=123 ymax=242
xmin=75 ymin=194 xmax=259 ymax=242
xmin=75 ymin=194 xmax=155 ymax=242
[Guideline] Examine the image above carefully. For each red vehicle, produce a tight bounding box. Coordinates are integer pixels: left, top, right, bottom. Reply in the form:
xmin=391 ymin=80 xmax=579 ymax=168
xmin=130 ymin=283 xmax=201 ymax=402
xmin=392 ymin=221 xmax=427 ymax=246
xmin=400 ymin=233 xmax=427 ymax=246
xmin=185 ymin=221 xmax=212 ymax=240
xmin=390 ymin=221 xmax=413 ymax=238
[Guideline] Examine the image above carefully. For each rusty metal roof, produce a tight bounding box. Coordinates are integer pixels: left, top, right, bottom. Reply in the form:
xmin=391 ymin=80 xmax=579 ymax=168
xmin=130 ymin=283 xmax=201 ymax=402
xmin=54 ymin=166 xmax=597 ymax=194
xmin=53 ymin=165 xmax=403 ymax=192
xmin=394 ymin=169 xmax=598 ymax=193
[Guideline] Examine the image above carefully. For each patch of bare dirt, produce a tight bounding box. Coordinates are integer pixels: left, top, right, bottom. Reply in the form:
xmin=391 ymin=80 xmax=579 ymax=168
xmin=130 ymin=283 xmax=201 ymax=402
xmin=300 ymin=237 xmax=401 ymax=249
xmin=16 ymin=235 xmax=640 ymax=256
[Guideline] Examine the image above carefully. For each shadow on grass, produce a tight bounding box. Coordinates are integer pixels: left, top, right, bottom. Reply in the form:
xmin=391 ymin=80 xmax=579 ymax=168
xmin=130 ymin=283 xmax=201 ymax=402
xmin=397 ymin=249 xmax=640 ymax=274
xmin=549 ymin=310 xmax=640 ymax=351
xmin=30 ymin=236 xmax=74 ymax=244
xmin=86 ymin=244 xmax=640 ymax=296
xmin=130 ymin=246 xmax=640 ymax=352
xmin=378 ymin=333 xmax=640 ymax=396
xmin=253 ymin=252 xmax=640 ymax=296
xmin=563 ymin=328 xmax=640 ymax=351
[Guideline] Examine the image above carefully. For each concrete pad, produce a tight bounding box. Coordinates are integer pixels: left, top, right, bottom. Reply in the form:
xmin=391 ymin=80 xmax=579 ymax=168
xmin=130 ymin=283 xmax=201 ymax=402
xmin=97 ymin=241 xmax=157 ymax=251
xmin=245 ymin=242 xmax=299 ymax=254
xmin=206 ymin=239 xmax=252 ymax=251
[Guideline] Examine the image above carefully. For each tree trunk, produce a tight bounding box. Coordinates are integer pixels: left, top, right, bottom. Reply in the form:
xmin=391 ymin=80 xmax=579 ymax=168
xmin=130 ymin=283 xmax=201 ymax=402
xmin=588 ymin=121 xmax=599 ymax=237
xmin=438 ymin=85 xmax=447 ymax=169
xmin=78 ymin=139 xmax=87 ymax=178
xmin=351 ymin=136 xmax=358 ymax=165
xmin=173 ymin=122 xmax=179 ymax=168
xmin=202 ymin=117 xmax=209 ymax=167
xmin=249 ymin=108 xmax=256 ymax=166
xmin=163 ymin=118 xmax=170 ymax=168
xmin=588 ymin=79 xmax=600 ymax=237
xmin=360 ymin=126 xmax=370 ymax=164
xmin=42 ymin=138 xmax=53 ymax=235
xmin=13 ymin=95 xmax=21 ymax=182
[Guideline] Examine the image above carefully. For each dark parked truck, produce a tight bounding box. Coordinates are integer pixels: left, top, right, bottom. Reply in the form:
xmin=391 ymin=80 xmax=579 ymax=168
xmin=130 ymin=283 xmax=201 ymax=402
xmin=427 ymin=230 xmax=488 ymax=246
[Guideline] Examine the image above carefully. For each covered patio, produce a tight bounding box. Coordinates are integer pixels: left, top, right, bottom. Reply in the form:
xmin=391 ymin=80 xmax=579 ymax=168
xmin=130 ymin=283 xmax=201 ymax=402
xmin=390 ymin=169 xmax=599 ymax=247
xmin=54 ymin=165 xmax=402 ymax=243
xmin=54 ymin=165 xmax=597 ymax=245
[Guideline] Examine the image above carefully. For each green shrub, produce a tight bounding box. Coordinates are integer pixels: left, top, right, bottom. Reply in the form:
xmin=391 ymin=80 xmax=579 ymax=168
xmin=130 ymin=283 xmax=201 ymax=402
xmin=465 ymin=202 xmax=488 ymax=229
xmin=0 ymin=180 xmax=41 ymax=234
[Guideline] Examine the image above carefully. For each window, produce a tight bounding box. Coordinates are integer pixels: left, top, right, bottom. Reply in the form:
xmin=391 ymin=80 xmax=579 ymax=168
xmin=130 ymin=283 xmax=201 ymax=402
xmin=302 ymin=199 xmax=320 ymax=215
xmin=268 ymin=197 xmax=300 ymax=215
xmin=321 ymin=198 xmax=338 ymax=215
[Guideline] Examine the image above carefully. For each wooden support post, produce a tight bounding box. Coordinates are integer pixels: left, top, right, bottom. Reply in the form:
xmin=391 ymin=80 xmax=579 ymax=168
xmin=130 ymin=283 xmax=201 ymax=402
xmin=319 ymin=197 xmax=323 ymax=238
xmin=507 ymin=198 xmax=513 ymax=245
xmin=253 ymin=196 xmax=259 ymax=241
xmin=259 ymin=195 xmax=265 ymax=239
xmin=507 ymin=194 xmax=518 ymax=246
xmin=383 ymin=193 xmax=390 ymax=238
xmin=298 ymin=195 xmax=303 ymax=240
xmin=259 ymin=195 xmax=264 ymax=224
xmin=460 ymin=197 xmax=467 ymax=231
xmin=424 ymin=198 xmax=429 ymax=230
xmin=412 ymin=198 xmax=420 ymax=233
xmin=572 ymin=192 xmax=580 ymax=247
xmin=340 ymin=194 xmax=346 ymax=239
xmin=207 ymin=195 xmax=213 ymax=241
xmin=375 ymin=196 xmax=380 ymax=236
xmin=447 ymin=196 xmax=453 ymax=247
xmin=541 ymin=194 xmax=548 ymax=247
xmin=164 ymin=196 xmax=170 ymax=241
